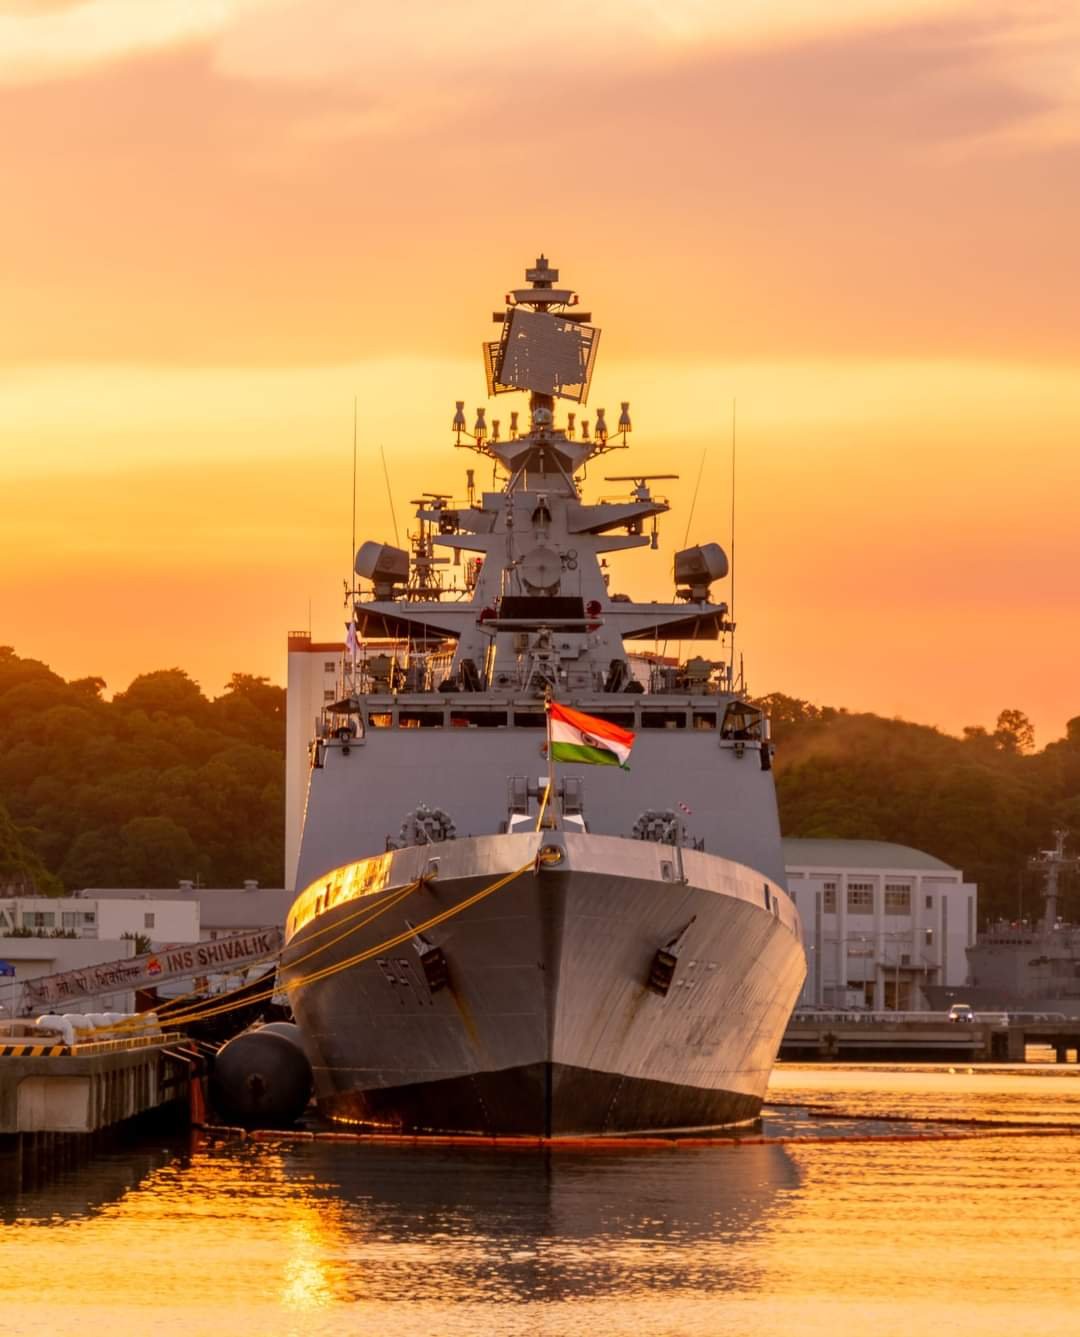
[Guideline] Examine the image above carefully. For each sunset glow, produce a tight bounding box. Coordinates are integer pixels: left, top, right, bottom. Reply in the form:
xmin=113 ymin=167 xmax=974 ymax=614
xmin=3 ymin=0 xmax=1078 ymax=743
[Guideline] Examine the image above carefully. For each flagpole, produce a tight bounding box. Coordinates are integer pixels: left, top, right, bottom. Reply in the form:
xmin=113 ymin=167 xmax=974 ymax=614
xmin=538 ymin=689 xmax=556 ymax=832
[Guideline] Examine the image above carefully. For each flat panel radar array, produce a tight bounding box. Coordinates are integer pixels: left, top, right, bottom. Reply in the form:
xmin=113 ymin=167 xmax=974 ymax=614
xmin=487 ymin=308 xmax=600 ymax=402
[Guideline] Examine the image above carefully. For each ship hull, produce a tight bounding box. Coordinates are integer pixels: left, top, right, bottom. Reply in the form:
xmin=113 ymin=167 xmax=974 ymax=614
xmin=922 ymin=982 xmax=1080 ymax=1019
xmin=282 ymin=833 xmax=806 ymax=1136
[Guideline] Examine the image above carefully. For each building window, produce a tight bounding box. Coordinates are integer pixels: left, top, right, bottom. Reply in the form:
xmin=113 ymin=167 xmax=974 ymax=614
xmin=62 ymin=912 xmax=79 ymax=929
xmin=925 ymin=894 xmax=933 ymax=910
xmin=83 ymin=911 xmax=96 ymax=923
xmin=823 ymin=881 xmax=837 ymax=912
xmin=25 ymin=912 xmax=55 ymax=928
xmin=847 ymin=882 xmax=873 ymax=912
xmin=324 ymin=689 xmax=335 ymax=702
xmin=324 ymin=660 xmax=336 ymax=673
xmin=144 ymin=913 xmax=155 ymax=929
xmin=885 ymin=884 xmax=911 ymax=914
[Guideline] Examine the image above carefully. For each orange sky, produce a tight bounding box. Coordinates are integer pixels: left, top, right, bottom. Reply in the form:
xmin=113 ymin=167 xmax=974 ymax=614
xmin=2 ymin=0 xmax=1079 ymax=745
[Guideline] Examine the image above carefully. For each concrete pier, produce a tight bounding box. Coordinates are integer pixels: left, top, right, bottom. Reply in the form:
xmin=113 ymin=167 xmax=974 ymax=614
xmin=0 ymin=1036 xmax=199 ymax=1190
xmin=0 ymin=1037 xmax=193 ymax=1135
xmin=782 ymin=1012 xmax=1080 ymax=1063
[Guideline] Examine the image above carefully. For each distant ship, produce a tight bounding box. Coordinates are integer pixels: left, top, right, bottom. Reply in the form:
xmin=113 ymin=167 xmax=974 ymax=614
xmin=280 ymin=257 xmax=806 ymax=1135
xmin=924 ymin=832 xmax=1080 ymax=1017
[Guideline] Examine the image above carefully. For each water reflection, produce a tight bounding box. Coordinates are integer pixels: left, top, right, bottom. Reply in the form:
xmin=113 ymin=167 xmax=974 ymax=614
xmin=4 ymin=1067 xmax=1080 ymax=1337
xmin=0 ymin=1139 xmax=183 ymax=1225
xmin=769 ymin=1061 xmax=1080 ymax=1125
xmin=296 ymin=1142 xmax=800 ymax=1303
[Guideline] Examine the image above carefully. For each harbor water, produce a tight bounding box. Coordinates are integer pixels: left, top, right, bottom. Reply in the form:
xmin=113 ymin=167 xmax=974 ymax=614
xmin=2 ymin=1064 xmax=1079 ymax=1337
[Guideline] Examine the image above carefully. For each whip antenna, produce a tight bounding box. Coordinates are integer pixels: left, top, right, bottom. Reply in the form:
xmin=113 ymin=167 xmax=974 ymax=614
xmin=351 ymin=397 xmax=358 ymax=589
xmin=730 ymin=398 xmax=737 ymax=688
xmin=380 ymin=443 xmax=400 ymax=547
xmin=682 ymin=447 xmax=707 ymax=547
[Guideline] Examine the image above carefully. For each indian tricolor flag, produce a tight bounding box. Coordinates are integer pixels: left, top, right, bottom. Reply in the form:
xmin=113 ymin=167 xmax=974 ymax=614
xmin=548 ymin=701 xmax=635 ymax=769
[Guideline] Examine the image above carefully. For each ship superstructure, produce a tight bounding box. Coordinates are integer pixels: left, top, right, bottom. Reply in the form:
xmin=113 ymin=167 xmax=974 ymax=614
xmin=281 ymin=258 xmax=806 ymax=1135
xmin=926 ymin=832 xmax=1080 ymax=1016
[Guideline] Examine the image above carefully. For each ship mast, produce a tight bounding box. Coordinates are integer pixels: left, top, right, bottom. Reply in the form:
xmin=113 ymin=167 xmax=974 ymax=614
xmin=1030 ymin=831 xmax=1080 ymax=934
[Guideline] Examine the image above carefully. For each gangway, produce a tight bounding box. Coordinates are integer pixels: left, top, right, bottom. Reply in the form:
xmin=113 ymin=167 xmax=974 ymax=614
xmin=2 ymin=927 xmax=283 ymax=1017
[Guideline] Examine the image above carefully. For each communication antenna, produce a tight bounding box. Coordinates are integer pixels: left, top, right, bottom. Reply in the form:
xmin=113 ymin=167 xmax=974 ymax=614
xmin=351 ymin=397 xmax=358 ymax=591
xmin=682 ymin=448 xmax=707 ymax=547
xmin=730 ymin=398 xmax=737 ymax=687
xmin=380 ymin=444 xmax=400 ymax=547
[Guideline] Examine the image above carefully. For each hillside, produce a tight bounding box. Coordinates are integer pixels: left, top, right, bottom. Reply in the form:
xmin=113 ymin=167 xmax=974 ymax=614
xmin=0 ymin=648 xmax=1075 ymax=921
xmin=759 ymin=692 xmax=1080 ymax=919
xmin=0 ymin=647 xmax=284 ymax=893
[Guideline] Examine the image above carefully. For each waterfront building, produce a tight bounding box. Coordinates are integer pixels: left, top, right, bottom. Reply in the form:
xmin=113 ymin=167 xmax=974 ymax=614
xmin=0 ymin=936 xmax=137 ymax=1015
xmin=76 ymin=883 xmax=291 ymax=942
xmin=1 ymin=895 xmax=198 ymax=946
xmin=783 ymin=838 xmax=976 ymax=1010
xmin=286 ymin=632 xmax=350 ymax=892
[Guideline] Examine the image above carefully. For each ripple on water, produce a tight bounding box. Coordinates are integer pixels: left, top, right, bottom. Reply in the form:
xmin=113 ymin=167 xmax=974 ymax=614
xmin=1 ymin=1066 xmax=1079 ymax=1337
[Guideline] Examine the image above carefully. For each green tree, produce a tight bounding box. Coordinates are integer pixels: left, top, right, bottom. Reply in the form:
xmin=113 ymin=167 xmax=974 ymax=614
xmin=0 ymin=800 xmax=63 ymax=896
xmin=994 ymin=709 xmax=1035 ymax=755
xmin=116 ymin=816 xmax=200 ymax=888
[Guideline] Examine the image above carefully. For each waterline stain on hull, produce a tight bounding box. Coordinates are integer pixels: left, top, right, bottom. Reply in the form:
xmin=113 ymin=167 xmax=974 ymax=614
xmin=318 ymin=1061 xmax=764 ymax=1137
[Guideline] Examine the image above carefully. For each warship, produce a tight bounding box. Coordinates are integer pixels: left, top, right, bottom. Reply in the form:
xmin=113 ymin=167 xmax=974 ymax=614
xmin=925 ymin=832 xmax=1080 ymax=1017
xmin=281 ymin=257 xmax=806 ymax=1135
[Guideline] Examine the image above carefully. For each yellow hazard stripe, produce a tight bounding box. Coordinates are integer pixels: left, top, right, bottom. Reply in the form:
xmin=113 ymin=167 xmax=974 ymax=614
xmin=0 ymin=1044 xmax=68 ymax=1057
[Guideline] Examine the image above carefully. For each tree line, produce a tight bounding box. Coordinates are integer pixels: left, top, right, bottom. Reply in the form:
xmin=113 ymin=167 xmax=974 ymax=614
xmin=0 ymin=647 xmax=283 ymax=896
xmin=0 ymin=647 xmax=1076 ymax=923
xmin=758 ymin=693 xmax=1080 ymax=921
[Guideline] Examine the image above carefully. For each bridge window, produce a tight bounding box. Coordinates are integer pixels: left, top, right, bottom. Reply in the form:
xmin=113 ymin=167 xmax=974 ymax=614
xmin=641 ymin=711 xmax=687 ymax=729
xmin=692 ymin=711 xmax=717 ymax=729
xmin=450 ymin=709 xmax=508 ymax=727
xmin=513 ymin=712 xmax=546 ymax=727
xmin=368 ymin=712 xmax=393 ymax=728
xmin=720 ymin=702 xmax=763 ymax=740
xmin=399 ymin=711 xmax=444 ymax=728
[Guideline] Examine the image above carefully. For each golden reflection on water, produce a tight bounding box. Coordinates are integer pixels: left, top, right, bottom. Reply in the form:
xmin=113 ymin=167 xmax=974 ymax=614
xmin=2 ymin=1067 xmax=1080 ymax=1337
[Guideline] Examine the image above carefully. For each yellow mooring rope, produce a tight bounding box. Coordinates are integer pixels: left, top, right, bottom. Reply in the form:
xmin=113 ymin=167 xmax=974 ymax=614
xmin=96 ymin=876 xmax=424 ymax=1037
xmin=103 ymin=857 xmax=535 ymax=1036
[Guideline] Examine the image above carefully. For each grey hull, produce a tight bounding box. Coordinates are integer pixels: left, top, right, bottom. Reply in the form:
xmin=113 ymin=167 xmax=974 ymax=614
xmin=922 ymin=982 xmax=1080 ymax=1019
xmin=282 ymin=832 xmax=806 ymax=1136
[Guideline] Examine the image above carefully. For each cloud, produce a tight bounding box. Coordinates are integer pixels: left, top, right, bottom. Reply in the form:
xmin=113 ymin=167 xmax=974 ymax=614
xmin=2 ymin=5 xmax=1078 ymax=370
xmin=207 ymin=0 xmax=1080 ymax=153
xmin=0 ymin=0 xmax=270 ymax=84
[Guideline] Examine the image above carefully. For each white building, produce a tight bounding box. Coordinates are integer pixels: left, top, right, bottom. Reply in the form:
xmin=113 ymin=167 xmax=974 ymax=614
xmin=0 ymin=895 xmax=199 ymax=946
xmin=286 ymin=631 xmax=347 ymax=891
xmin=0 ymin=937 xmax=138 ymax=1016
xmin=81 ymin=882 xmax=292 ymax=943
xmin=783 ymin=838 xmax=976 ymax=1011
